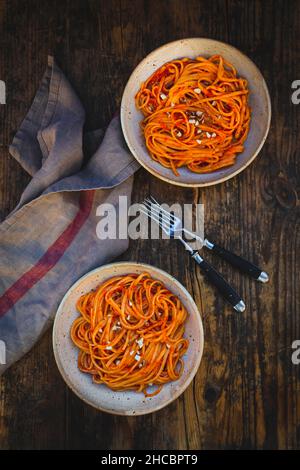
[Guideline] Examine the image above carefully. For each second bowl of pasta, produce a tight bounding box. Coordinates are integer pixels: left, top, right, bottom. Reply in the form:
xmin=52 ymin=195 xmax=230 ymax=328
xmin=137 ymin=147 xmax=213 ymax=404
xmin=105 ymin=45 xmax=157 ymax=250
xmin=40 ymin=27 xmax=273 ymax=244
xmin=53 ymin=262 xmax=204 ymax=415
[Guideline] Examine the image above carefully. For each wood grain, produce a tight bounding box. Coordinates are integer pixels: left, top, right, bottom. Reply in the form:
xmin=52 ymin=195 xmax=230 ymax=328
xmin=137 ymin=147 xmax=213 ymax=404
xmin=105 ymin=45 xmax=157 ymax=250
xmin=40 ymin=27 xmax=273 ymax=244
xmin=0 ymin=0 xmax=299 ymax=450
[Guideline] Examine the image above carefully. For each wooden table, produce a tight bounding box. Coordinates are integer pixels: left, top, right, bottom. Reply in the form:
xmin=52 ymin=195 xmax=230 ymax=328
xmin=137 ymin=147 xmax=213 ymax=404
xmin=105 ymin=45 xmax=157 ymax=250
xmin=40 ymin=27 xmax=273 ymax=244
xmin=0 ymin=0 xmax=299 ymax=450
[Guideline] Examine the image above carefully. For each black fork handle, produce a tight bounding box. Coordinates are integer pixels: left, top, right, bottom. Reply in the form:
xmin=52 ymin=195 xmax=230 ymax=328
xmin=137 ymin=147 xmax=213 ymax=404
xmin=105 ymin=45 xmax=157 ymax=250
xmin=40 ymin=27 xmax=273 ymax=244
xmin=192 ymin=251 xmax=245 ymax=312
xmin=205 ymin=240 xmax=269 ymax=283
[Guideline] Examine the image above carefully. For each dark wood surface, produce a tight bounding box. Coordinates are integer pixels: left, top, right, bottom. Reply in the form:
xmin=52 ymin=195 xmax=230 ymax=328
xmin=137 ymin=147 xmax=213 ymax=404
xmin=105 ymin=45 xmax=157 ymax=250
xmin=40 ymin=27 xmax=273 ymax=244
xmin=0 ymin=0 xmax=299 ymax=450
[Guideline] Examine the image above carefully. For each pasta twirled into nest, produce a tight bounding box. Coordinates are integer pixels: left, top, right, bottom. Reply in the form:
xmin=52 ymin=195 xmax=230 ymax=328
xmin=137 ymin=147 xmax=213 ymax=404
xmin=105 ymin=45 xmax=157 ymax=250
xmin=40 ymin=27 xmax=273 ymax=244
xmin=71 ymin=273 xmax=189 ymax=397
xmin=135 ymin=55 xmax=251 ymax=175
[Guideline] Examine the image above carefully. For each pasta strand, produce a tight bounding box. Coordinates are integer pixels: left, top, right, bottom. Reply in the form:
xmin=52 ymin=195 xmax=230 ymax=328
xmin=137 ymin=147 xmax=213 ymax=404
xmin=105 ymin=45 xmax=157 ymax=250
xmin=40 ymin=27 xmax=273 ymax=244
xmin=71 ymin=273 xmax=189 ymax=397
xmin=135 ymin=55 xmax=251 ymax=175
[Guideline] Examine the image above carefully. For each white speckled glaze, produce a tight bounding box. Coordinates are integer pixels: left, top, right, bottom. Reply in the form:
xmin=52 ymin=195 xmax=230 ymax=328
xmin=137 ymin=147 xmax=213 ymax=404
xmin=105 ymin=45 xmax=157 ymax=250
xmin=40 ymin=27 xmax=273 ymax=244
xmin=53 ymin=262 xmax=204 ymax=415
xmin=121 ymin=38 xmax=271 ymax=187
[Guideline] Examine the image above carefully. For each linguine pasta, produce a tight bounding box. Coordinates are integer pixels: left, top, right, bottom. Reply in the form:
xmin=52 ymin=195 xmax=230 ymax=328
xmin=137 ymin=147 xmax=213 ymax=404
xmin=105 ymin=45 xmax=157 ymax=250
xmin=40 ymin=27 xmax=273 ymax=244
xmin=71 ymin=272 xmax=189 ymax=397
xmin=135 ymin=55 xmax=251 ymax=175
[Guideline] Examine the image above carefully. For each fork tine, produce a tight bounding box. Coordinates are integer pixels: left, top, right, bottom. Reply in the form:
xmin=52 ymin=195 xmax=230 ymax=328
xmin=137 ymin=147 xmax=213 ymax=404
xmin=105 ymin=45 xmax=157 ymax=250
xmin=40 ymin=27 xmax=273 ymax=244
xmin=142 ymin=199 xmax=176 ymax=225
xmin=148 ymin=195 xmax=165 ymax=208
xmin=144 ymin=196 xmax=177 ymax=222
xmin=149 ymin=195 xmax=158 ymax=203
xmin=139 ymin=207 xmax=171 ymax=235
xmin=141 ymin=205 xmax=175 ymax=232
xmin=142 ymin=201 xmax=174 ymax=225
xmin=141 ymin=210 xmax=171 ymax=237
xmin=139 ymin=205 xmax=171 ymax=229
xmin=142 ymin=199 xmax=171 ymax=219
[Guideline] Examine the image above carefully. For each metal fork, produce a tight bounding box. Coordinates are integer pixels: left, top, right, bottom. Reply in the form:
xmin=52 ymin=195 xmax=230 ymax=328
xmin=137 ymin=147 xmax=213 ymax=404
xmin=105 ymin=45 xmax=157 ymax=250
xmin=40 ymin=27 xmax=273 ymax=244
xmin=142 ymin=196 xmax=268 ymax=283
xmin=140 ymin=198 xmax=246 ymax=313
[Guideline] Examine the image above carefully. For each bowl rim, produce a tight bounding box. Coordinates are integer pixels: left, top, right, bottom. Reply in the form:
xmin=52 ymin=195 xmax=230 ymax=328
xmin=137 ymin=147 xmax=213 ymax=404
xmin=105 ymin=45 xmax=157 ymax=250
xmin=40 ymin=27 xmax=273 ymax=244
xmin=121 ymin=37 xmax=272 ymax=187
xmin=52 ymin=261 xmax=204 ymax=415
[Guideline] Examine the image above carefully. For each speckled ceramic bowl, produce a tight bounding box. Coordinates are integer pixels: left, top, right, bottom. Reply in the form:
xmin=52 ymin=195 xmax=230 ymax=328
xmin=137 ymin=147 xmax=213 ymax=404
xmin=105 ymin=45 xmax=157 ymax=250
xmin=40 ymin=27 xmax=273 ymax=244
xmin=53 ymin=262 xmax=204 ymax=415
xmin=121 ymin=38 xmax=271 ymax=187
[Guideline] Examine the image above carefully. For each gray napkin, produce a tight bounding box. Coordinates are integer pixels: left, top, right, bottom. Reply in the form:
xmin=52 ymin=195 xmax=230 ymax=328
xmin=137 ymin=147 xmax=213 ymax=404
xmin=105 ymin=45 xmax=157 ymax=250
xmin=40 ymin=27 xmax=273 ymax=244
xmin=0 ymin=56 xmax=140 ymax=374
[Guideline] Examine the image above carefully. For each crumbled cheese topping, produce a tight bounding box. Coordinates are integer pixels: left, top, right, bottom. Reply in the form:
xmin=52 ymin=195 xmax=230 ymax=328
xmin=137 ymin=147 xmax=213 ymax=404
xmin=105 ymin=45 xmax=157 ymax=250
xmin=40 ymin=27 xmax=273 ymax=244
xmin=112 ymin=325 xmax=121 ymax=331
xmin=160 ymin=93 xmax=167 ymax=100
xmin=196 ymin=139 xmax=202 ymax=145
xmin=194 ymin=88 xmax=201 ymax=94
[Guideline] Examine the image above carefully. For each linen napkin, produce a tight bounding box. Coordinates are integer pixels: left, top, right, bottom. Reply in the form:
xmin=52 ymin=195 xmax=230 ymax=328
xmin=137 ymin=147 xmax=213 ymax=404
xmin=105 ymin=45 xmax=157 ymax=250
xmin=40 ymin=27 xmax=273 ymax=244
xmin=0 ymin=56 xmax=140 ymax=374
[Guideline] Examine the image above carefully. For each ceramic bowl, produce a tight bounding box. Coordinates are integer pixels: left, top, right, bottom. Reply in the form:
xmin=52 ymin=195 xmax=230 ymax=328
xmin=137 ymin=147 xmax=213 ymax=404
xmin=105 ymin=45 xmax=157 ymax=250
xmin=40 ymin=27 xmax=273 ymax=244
xmin=53 ymin=262 xmax=204 ymax=415
xmin=121 ymin=38 xmax=271 ymax=187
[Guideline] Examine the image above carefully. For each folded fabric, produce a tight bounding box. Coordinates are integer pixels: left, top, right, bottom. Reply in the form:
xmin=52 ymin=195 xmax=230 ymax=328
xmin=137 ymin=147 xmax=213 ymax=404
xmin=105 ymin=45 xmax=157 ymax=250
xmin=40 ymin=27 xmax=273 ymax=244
xmin=0 ymin=56 xmax=140 ymax=374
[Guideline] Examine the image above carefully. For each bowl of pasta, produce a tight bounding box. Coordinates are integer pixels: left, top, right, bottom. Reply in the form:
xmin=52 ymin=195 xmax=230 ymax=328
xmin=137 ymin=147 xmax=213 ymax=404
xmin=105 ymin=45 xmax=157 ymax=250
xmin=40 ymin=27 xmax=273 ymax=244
xmin=121 ymin=38 xmax=271 ymax=187
xmin=53 ymin=262 xmax=204 ymax=415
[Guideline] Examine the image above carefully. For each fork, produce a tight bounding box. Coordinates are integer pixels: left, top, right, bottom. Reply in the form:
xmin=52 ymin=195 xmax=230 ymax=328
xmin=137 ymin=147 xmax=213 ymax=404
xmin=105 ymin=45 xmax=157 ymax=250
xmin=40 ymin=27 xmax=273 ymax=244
xmin=142 ymin=196 xmax=269 ymax=283
xmin=140 ymin=198 xmax=246 ymax=312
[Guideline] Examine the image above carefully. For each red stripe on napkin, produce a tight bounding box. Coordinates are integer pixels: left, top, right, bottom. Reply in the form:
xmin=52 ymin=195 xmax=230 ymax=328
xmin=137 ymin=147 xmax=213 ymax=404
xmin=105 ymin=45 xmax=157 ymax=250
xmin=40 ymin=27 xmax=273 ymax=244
xmin=0 ymin=191 xmax=95 ymax=317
